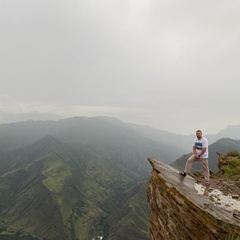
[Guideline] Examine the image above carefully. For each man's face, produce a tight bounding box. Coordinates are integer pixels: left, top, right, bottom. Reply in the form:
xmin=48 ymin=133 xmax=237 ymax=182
xmin=196 ymin=131 xmax=202 ymax=139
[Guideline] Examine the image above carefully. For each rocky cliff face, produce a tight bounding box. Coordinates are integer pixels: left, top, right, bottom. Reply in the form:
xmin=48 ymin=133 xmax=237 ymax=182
xmin=147 ymin=158 xmax=240 ymax=240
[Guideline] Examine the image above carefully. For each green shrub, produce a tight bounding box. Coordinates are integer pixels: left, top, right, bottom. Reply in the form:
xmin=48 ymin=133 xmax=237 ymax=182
xmin=226 ymin=150 xmax=240 ymax=157
xmin=218 ymin=150 xmax=240 ymax=176
xmin=225 ymin=234 xmax=240 ymax=240
xmin=224 ymin=166 xmax=240 ymax=176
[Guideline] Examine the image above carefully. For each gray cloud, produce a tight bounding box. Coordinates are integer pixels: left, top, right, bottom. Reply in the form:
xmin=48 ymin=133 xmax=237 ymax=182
xmin=1 ymin=0 xmax=240 ymax=134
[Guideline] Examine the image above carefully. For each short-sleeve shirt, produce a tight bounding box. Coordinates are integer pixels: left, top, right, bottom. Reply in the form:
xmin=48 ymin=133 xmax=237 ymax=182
xmin=193 ymin=137 xmax=208 ymax=158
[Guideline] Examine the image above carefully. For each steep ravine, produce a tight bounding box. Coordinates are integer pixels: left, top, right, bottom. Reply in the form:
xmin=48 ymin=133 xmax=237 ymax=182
xmin=147 ymin=158 xmax=240 ymax=240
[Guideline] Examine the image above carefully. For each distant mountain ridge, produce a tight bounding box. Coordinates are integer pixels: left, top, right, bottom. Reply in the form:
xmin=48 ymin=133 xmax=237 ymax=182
xmin=0 ymin=111 xmax=61 ymax=124
xmin=0 ymin=116 xmax=186 ymax=163
xmin=1 ymin=116 xmax=240 ymax=154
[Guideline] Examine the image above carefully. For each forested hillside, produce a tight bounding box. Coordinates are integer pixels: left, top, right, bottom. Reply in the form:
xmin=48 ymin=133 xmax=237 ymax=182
xmin=0 ymin=117 xmax=181 ymax=240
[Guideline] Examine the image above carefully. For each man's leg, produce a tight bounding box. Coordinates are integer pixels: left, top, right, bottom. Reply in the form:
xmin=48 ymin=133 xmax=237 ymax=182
xmin=184 ymin=154 xmax=196 ymax=174
xmin=199 ymin=158 xmax=209 ymax=184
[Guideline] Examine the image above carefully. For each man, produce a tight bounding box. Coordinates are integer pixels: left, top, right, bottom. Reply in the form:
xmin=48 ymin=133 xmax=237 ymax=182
xmin=179 ymin=130 xmax=210 ymax=186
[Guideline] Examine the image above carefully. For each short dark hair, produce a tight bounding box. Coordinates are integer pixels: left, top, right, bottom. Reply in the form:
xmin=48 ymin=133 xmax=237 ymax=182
xmin=196 ymin=130 xmax=202 ymax=133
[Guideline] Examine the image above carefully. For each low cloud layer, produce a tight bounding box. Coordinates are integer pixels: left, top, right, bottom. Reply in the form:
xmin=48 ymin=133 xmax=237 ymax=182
xmin=1 ymin=0 xmax=240 ymax=134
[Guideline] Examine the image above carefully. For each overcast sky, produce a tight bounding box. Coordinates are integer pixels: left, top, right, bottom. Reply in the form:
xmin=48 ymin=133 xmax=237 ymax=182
xmin=1 ymin=0 xmax=240 ymax=134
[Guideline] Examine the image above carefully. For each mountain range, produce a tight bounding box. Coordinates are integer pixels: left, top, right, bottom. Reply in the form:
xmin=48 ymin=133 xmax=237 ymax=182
xmin=0 ymin=116 xmax=240 ymax=239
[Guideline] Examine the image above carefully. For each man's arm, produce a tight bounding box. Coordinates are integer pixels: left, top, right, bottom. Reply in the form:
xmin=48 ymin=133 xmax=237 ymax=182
xmin=198 ymin=147 xmax=207 ymax=157
xmin=198 ymin=138 xmax=208 ymax=157
xmin=193 ymin=146 xmax=198 ymax=157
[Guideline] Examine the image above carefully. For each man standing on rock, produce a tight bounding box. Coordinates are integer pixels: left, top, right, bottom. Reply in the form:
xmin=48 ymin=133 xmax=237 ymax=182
xmin=179 ymin=130 xmax=210 ymax=186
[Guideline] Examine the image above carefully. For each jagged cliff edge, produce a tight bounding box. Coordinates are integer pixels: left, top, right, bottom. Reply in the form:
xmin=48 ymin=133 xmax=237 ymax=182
xmin=147 ymin=158 xmax=240 ymax=240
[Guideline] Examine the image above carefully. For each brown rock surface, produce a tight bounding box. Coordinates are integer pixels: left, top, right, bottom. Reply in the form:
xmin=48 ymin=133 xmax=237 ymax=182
xmin=147 ymin=158 xmax=240 ymax=240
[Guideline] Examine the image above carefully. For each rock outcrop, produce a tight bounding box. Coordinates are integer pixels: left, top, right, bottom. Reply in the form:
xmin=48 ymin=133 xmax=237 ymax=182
xmin=147 ymin=158 xmax=240 ymax=240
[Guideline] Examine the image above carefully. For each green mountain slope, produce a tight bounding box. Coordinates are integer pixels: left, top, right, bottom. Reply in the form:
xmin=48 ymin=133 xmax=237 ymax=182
xmin=106 ymin=182 xmax=149 ymax=240
xmin=0 ymin=122 xmax=154 ymax=239
xmin=0 ymin=139 xmax=67 ymax=239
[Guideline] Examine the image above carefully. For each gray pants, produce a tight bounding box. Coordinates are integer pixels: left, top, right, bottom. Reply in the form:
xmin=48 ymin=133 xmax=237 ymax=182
xmin=184 ymin=154 xmax=209 ymax=182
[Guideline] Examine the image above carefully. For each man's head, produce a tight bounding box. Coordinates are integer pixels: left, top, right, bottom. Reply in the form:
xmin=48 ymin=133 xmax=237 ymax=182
xmin=196 ymin=130 xmax=202 ymax=139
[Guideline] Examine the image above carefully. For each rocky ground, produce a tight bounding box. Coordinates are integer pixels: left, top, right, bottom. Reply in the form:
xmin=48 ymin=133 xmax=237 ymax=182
xmin=193 ymin=174 xmax=240 ymax=196
xmin=191 ymin=152 xmax=240 ymax=221
xmin=193 ymin=173 xmax=240 ymax=221
xmin=210 ymin=175 xmax=240 ymax=195
xmin=193 ymin=173 xmax=240 ymax=198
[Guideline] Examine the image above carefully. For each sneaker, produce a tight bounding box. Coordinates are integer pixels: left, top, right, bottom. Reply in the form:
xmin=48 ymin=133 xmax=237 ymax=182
xmin=179 ymin=171 xmax=186 ymax=177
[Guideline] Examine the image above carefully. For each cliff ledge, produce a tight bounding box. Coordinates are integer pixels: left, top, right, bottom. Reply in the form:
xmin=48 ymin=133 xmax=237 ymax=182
xmin=147 ymin=158 xmax=240 ymax=240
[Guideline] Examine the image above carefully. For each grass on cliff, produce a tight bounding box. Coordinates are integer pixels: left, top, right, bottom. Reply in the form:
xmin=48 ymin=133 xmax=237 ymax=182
xmin=218 ymin=150 xmax=240 ymax=177
xmin=225 ymin=234 xmax=240 ymax=240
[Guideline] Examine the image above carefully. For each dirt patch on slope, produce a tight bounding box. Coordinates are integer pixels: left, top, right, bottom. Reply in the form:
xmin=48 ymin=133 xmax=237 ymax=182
xmin=193 ymin=173 xmax=240 ymax=197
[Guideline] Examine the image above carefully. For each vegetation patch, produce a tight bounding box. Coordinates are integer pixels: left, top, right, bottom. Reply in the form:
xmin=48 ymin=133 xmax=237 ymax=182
xmin=42 ymin=152 xmax=72 ymax=194
xmin=218 ymin=150 xmax=240 ymax=177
